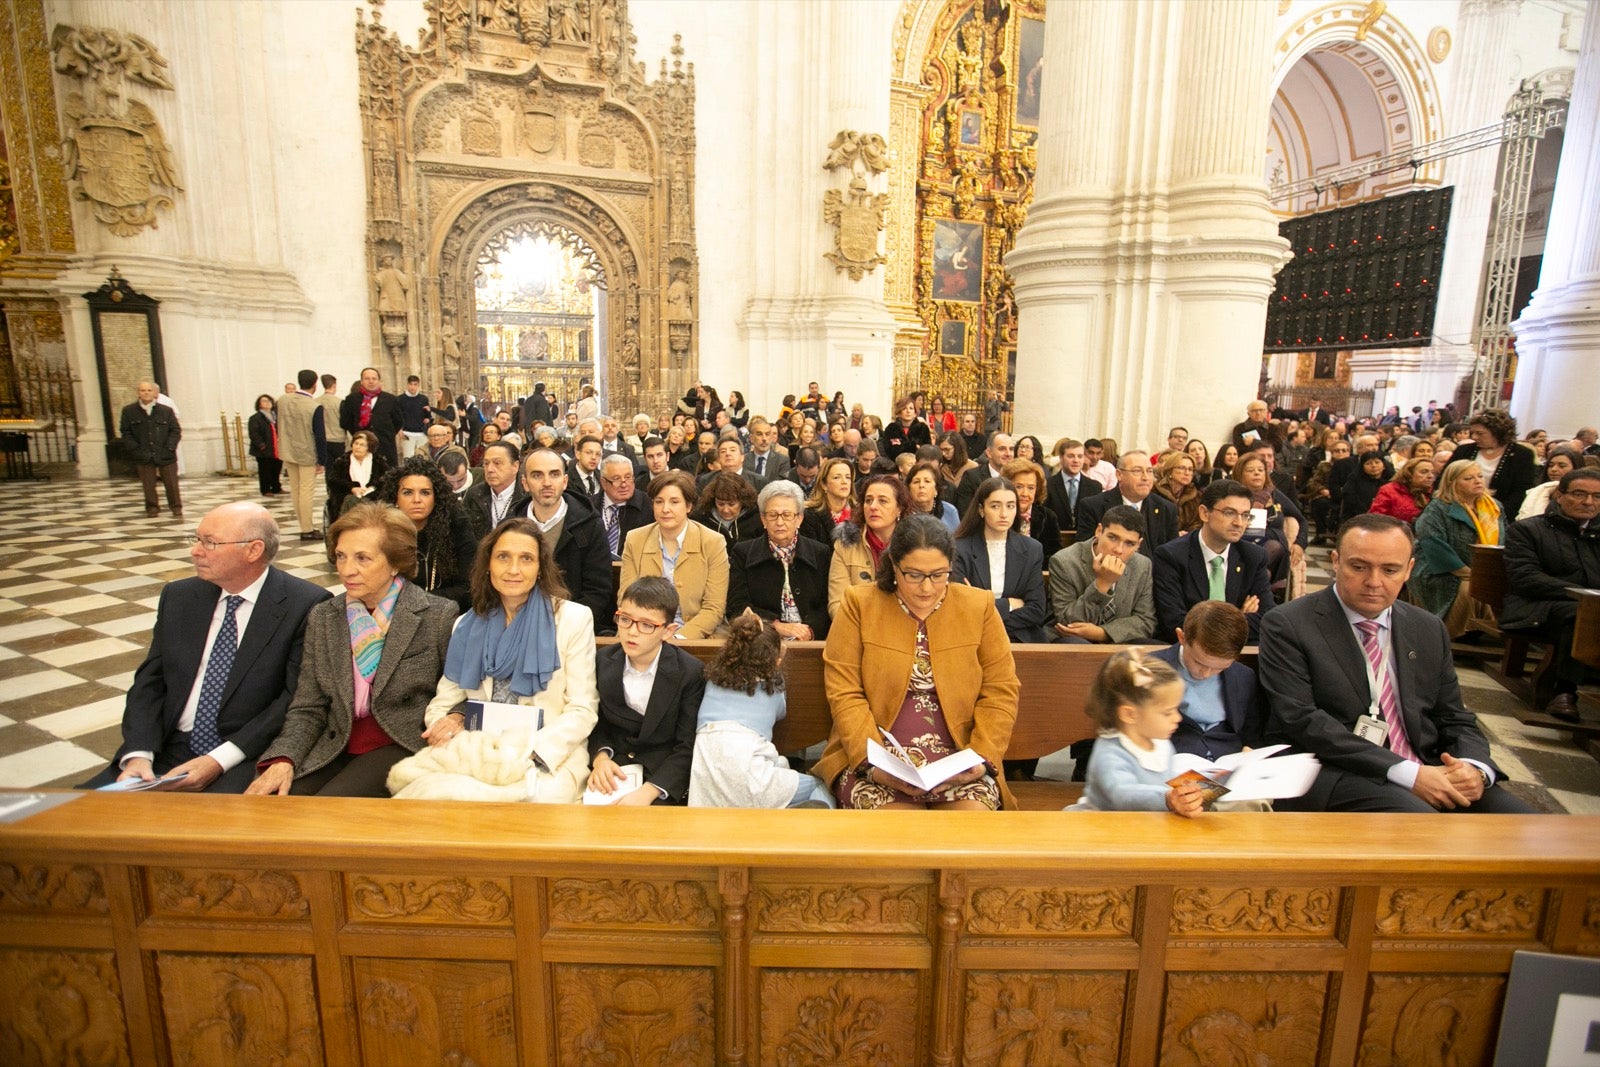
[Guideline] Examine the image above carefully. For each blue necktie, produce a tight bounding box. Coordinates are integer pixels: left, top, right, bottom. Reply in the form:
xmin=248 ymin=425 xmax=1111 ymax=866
xmin=756 ymin=454 xmax=766 ymax=477
xmin=192 ymin=595 xmax=243 ymax=755
xmin=1066 ymin=475 xmax=1078 ymax=511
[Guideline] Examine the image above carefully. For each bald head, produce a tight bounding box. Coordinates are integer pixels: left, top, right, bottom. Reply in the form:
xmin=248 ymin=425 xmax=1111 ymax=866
xmin=136 ymin=382 xmax=160 ymax=404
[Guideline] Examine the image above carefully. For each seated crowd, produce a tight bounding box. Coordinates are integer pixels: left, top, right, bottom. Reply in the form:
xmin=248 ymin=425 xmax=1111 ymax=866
xmin=86 ymin=373 xmax=1599 ymax=816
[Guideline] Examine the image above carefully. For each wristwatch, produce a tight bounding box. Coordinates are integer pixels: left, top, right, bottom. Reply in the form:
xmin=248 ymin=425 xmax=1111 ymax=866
xmin=1479 ymin=767 xmax=1492 ymax=790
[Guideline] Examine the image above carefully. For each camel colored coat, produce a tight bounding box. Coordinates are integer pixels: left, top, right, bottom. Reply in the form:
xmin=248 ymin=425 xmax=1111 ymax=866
xmin=619 ymin=520 xmax=729 ymax=639
xmin=817 ymin=582 xmax=1020 ymax=809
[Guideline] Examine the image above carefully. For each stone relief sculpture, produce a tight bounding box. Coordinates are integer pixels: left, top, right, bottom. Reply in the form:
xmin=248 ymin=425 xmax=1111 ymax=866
xmin=356 ymin=1 xmax=697 ymax=417
xmin=51 ymin=25 xmax=183 ymax=237
xmin=822 ymin=130 xmax=891 ymax=281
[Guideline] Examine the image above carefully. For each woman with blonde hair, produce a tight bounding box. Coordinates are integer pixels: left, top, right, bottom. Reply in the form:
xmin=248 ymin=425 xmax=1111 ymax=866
xmin=1412 ymin=459 xmax=1503 ymax=637
xmin=1153 ymin=449 xmax=1202 ymax=533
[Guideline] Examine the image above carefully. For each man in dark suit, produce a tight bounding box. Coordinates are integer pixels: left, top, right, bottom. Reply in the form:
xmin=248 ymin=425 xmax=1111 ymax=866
xmin=951 ymin=432 xmax=1014 ymax=517
xmin=597 ymin=454 xmax=652 ymax=559
xmin=81 ymin=503 xmax=331 ymax=792
xmin=461 ymin=441 xmax=528 ymax=541
xmin=1044 ymin=438 xmax=1102 ymax=534
xmin=1153 ymin=479 xmax=1275 ymax=641
xmin=1152 ymin=601 xmax=1262 ymax=762
xmin=1231 ymin=399 xmax=1284 ymax=455
xmin=339 ymin=367 xmax=404 ymax=466
xmin=568 ymin=434 xmax=606 ymax=505
xmin=520 ymin=447 xmax=617 ymax=633
xmin=1076 ymin=450 xmax=1176 ymax=559
xmin=588 ymin=577 xmax=706 ymax=805
xmin=1301 ymin=402 xmax=1332 ymax=427
xmin=120 ymin=381 xmax=183 ymax=518
xmin=744 ymin=417 xmax=791 ymax=482
xmin=1260 ymin=514 xmax=1536 ymax=813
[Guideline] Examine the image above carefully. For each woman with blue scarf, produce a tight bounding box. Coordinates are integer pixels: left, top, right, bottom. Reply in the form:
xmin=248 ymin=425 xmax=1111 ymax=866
xmin=387 ymin=518 xmax=599 ymax=803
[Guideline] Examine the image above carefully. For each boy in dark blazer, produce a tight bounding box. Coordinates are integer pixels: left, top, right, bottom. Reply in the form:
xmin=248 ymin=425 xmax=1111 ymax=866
xmin=1152 ymin=601 xmax=1262 ymax=762
xmin=587 ymin=578 xmax=706 ymax=805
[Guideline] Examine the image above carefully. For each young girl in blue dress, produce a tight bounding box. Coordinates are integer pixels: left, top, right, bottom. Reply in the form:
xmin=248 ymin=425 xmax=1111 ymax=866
xmin=1067 ymin=649 xmax=1205 ymax=817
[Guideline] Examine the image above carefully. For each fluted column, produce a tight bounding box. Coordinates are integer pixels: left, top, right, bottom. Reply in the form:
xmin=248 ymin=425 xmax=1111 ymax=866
xmin=1007 ymin=0 xmax=1289 ymax=452
xmin=734 ymin=0 xmax=897 ymax=414
xmin=1511 ymin=7 xmax=1600 ymax=432
xmin=1411 ymin=0 xmax=1523 ymax=409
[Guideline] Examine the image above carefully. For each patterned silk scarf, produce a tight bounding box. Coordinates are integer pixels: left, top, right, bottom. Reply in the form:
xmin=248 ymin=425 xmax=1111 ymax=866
xmin=347 ymin=577 xmax=404 ymax=720
xmin=1468 ymin=494 xmax=1502 ymax=546
xmin=770 ymin=538 xmax=801 ymax=623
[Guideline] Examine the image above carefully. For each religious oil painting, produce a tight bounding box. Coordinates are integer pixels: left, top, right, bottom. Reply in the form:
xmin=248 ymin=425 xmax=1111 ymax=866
xmin=958 ymin=108 xmax=982 ymax=147
xmin=932 ymin=219 xmax=984 ymax=304
xmin=1016 ymin=17 xmax=1045 ymax=128
xmin=938 ymin=320 xmax=968 ymax=359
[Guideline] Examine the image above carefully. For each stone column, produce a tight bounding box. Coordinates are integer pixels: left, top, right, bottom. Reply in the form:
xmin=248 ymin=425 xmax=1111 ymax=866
xmin=1511 ymin=6 xmax=1600 ymax=434
xmin=1410 ymin=0 xmax=1523 ymax=412
xmin=1006 ymin=0 xmax=1289 ymax=451
xmin=735 ymin=0 xmax=898 ymax=414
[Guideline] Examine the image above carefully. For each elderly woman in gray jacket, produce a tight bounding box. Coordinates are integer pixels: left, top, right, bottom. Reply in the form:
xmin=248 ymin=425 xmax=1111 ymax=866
xmin=247 ymin=503 xmax=457 ymax=797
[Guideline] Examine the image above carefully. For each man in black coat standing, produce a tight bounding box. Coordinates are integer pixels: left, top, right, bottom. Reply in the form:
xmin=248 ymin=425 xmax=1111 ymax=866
xmin=121 ymin=381 xmax=184 ymax=518
xmin=339 ymin=366 xmax=403 ymax=466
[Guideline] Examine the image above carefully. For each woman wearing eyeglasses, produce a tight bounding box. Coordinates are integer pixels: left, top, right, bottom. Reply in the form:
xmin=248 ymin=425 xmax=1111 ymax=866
xmin=727 ymin=481 xmax=834 ymax=641
xmin=385 ymin=517 xmax=599 ymax=803
xmin=817 ymin=514 xmax=1020 ymax=810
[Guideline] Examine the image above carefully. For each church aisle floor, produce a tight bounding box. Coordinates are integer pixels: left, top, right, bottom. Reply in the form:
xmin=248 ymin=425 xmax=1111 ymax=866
xmin=0 ymin=469 xmax=1595 ymax=813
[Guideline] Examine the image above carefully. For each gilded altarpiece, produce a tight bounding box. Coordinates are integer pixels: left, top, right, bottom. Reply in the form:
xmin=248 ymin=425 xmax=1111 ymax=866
xmin=356 ymin=0 xmax=696 ymax=418
xmin=891 ymin=0 xmax=1041 ymax=411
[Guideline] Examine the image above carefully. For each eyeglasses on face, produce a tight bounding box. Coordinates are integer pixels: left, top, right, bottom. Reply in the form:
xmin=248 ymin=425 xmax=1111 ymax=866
xmin=614 ymin=612 xmax=665 ymax=634
xmin=762 ymin=510 xmax=799 ymax=523
xmin=896 ymin=568 xmax=952 ymax=587
xmin=187 ymin=535 xmax=259 ymax=551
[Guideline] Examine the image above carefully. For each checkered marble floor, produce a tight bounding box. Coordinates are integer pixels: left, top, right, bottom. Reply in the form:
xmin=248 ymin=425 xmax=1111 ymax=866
xmin=0 ymin=469 xmax=1595 ymax=813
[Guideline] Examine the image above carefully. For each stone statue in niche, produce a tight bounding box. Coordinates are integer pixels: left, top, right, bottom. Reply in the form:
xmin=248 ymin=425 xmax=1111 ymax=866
xmin=441 ymin=325 xmax=463 ymax=371
xmin=376 ymin=256 xmax=412 ymax=315
xmin=596 ymin=0 xmax=620 ymax=53
xmin=552 ymin=0 xmax=589 ymax=43
xmin=620 ymin=326 xmax=639 ymax=368
xmin=666 ymin=270 xmax=692 ymax=320
xmin=52 ymin=24 xmax=184 ymax=236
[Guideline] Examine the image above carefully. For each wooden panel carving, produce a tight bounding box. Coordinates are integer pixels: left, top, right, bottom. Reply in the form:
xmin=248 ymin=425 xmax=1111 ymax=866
xmin=1170 ymin=887 xmax=1337 ymax=936
xmin=355 ymin=958 xmax=515 ymax=1067
xmin=147 ymin=867 xmax=309 ymax=920
xmin=754 ymin=883 xmax=928 ymax=935
xmin=963 ymin=971 xmax=1126 ymax=1065
xmin=1580 ymin=890 xmax=1600 ymax=946
xmin=1357 ymin=974 xmax=1504 ymax=1067
xmin=0 ymin=949 xmax=129 ymax=1067
xmin=0 ymin=862 xmax=106 ymax=914
xmin=547 ymin=877 xmax=717 ymax=930
xmin=1374 ymin=887 xmax=1543 ymax=939
xmin=759 ymin=969 xmax=921 ymax=1067
xmin=155 ymin=953 xmax=322 ymax=1067
xmin=345 ymin=874 xmax=512 ymax=925
xmin=552 ymin=965 xmax=714 ymax=1067
xmin=1160 ymin=973 xmax=1326 ymax=1066
xmin=966 ymin=886 xmax=1132 ymax=936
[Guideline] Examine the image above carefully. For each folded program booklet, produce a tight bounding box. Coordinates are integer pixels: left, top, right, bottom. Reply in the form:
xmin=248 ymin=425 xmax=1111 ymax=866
xmin=463 ymin=699 xmax=542 ymax=737
xmin=867 ymin=739 xmax=986 ymax=792
xmin=581 ymin=764 xmax=644 ymax=805
xmin=97 ymin=771 xmax=190 ymax=792
xmin=1166 ymin=745 xmax=1320 ymax=802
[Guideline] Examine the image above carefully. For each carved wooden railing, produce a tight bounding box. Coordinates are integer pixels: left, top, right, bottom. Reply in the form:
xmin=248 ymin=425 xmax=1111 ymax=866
xmin=0 ymin=795 xmax=1595 ymax=1066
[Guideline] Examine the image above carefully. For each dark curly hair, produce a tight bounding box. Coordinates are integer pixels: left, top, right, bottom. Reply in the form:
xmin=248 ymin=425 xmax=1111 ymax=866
xmin=704 ymin=611 xmax=785 ymax=696
xmin=1467 ymin=408 xmax=1517 ymax=446
xmin=376 ymin=456 xmax=465 ymax=587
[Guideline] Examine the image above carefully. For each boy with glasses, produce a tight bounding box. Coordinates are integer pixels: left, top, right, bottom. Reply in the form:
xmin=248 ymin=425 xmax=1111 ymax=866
xmin=1153 ymin=478 xmax=1276 ymax=642
xmin=587 ymin=577 xmax=706 ymax=805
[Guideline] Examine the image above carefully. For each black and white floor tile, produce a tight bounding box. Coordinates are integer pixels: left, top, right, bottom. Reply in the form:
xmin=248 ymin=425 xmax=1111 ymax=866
xmin=0 ymin=470 xmax=1595 ymax=812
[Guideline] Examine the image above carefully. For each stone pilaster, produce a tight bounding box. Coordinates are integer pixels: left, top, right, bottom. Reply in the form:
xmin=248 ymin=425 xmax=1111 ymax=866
xmin=1511 ymin=6 xmax=1599 ymax=432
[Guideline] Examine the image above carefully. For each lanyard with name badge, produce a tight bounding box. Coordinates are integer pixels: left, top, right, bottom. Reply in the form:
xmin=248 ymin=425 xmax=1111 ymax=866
xmin=1351 ymin=622 xmax=1394 ymax=747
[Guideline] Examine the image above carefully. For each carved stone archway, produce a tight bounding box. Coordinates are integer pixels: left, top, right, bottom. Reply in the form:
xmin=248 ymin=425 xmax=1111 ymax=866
xmin=434 ymin=180 xmax=639 ymax=405
xmin=355 ymin=0 xmax=696 ymax=417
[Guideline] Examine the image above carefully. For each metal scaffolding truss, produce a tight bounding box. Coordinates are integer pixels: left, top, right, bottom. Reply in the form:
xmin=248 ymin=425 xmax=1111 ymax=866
xmin=1269 ymin=88 xmax=1567 ymax=413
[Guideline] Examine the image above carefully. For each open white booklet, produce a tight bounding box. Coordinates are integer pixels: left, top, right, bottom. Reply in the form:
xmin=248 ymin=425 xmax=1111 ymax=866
xmin=1168 ymin=745 xmax=1320 ymax=802
xmin=867 ymin=738 xmax=986 ymax=792
xmin=464 ymin=699 xmax=542 ymax=736
xmin=581 ymin=763 xmax=644 ymax=805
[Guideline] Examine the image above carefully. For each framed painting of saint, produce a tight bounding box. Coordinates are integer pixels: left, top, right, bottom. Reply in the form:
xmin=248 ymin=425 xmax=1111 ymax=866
xmin=958 ymin=108 xmax=982 ymax=148
xmin=938 ymin=320 xmax=968 ymax=359
xmin=932 ymin=219 xmax=984 ymax=304
xmin=1016 ymin=17 xmax=1044 ymax=128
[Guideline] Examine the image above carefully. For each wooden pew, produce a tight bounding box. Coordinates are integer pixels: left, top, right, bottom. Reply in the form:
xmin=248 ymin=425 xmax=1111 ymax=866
xmin=1572 ymin=588 xmax=1600 ymax=671
xmin=1469 ymin=542 xmax=1556 ymax=702
xmin=0 ymin=794 xmax=1592 ymax=1067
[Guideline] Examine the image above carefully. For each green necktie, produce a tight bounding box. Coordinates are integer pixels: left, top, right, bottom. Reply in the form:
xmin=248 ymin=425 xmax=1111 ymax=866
xmin=1208 ymin=555 xmax=1226 ymax=601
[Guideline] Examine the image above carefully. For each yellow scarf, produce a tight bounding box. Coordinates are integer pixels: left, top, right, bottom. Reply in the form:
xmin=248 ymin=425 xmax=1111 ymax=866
xmin=1467 ymin=494 xmax=1501 ymax=546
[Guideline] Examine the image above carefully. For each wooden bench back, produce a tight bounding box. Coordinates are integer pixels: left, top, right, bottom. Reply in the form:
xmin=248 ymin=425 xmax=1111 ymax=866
xmin=1574 ymin=589 xmax=1600 ymax=670
xmin=1468 ymin=543 xmax=1508 ymax=613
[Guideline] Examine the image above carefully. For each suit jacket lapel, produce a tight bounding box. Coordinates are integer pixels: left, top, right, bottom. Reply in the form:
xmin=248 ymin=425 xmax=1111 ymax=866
xmin=597 ymin=644 xmax=628 ymax=720
xmin=171 ymin=581 xmax=221 ymax=718
xmin=219 ymin=569 xmax=286 ymax=708
xmin=1225 ymin=545 xmax=1246 ymax=604
xmin=969 ymin=541 xmax=992 ymax=588
xmin=1314 ymin=591 xmax=1371 ymax=704
xmin=1387 ymin=606 xmax=1426 ymax=745
xmin=1003 ymin=537 xmax=1028 ymax=597
xmin=638 ymin=645 xmax=682 ymax=740
xmin=371 ymin=585 xmax=423 ymax=699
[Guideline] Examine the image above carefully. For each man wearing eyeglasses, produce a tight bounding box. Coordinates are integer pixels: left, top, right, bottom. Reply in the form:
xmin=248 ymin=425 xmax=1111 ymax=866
xmin=1075 ymin=449 xmax=1177 ymax=559
xmin=598 ymin=454 xmax=651 ymax=560
xmin=1153 ymin=478 xmax=1275 ymax=642
xmin=79 ymin=503 xmax=331 ymax=792
xmin=1500 ymin=468 xmax=1600 ymax=721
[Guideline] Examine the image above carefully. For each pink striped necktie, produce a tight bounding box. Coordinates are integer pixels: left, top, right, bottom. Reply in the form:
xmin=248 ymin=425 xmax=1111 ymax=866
xmin=1354 ymin=619 xmax=1417 ymax=762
